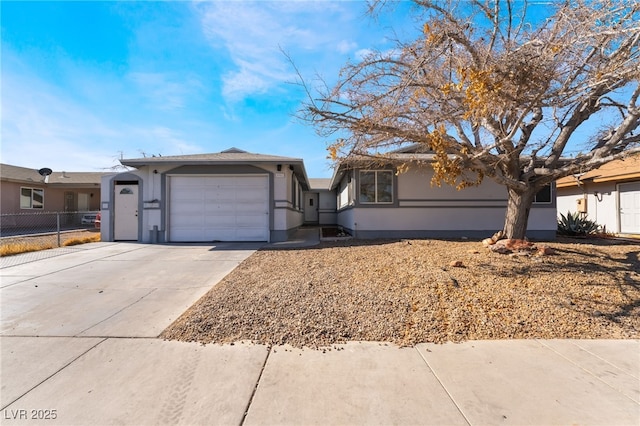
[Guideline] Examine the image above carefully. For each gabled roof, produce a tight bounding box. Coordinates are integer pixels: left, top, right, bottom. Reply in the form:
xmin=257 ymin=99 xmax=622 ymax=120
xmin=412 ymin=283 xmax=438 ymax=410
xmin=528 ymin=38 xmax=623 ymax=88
xmin=556 ymin=154 xmax=640 ymax=188
xmin=0 ymin=163 xmax=105 ymax=186
xmin=119 ymin=148 xmax=304 ymax=167
xmin=120 ymin=148 xmax=310 ymax=190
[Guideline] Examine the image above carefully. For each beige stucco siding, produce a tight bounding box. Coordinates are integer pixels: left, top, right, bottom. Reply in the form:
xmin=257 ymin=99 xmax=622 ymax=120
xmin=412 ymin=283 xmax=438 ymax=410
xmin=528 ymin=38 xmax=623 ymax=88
xmin=318 ymin=190 xmax=337 ymax=224
xmin=102 ymin=163 xmax=305 ymax=243
xmin=335 ymin=167 xmax=557 ymax=239
xmin=397 ymin=169 xmax=506 ymax=201
xmin=557 ymin=181 xmax=635 ymax=234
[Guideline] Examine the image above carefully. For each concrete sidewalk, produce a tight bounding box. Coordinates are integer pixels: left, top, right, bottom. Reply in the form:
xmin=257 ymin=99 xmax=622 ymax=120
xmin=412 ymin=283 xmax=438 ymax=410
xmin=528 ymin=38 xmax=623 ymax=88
xmin=1 ymin=338 xmax=638 ymax=425
xmin=1 ymin=242 xmax=639 ymax=425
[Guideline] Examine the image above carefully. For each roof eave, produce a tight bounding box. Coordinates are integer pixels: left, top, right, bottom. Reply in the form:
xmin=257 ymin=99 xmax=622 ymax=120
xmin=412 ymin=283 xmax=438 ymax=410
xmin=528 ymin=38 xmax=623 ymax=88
xmin=121 ymin=158 xmax=312 ymax=190
xmin=120 ymin=158 xmax=305 ymax=167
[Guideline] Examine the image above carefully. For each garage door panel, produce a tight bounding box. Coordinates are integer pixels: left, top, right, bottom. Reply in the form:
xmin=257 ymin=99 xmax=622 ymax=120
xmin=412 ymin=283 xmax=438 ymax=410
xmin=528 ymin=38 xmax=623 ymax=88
xmin=172 ymin=215 xmax=203 ymax=226
xmin=169 ymin=175 xmax=269 ymax=242
xmin=237 ymin=216 xmax=267 ymax=227
xmin=173 ymin=177 xmax=207 ymax=187
xmin=237 ymin=200 xmax=268 ymax=209
xmin=235 ymin=176 xmax=267 ymax=185
xmin=238 ymin=189 xmax=267 ymax=198
xmin=204 ymin=203 xmax=236 ymax=214
xmin=236 ymin=228 xmax=269 ymax=240
xmin=208 ymin=177 xmax=236 ymax=186
xmin=204 ymin=215 xmax=236 ymax=227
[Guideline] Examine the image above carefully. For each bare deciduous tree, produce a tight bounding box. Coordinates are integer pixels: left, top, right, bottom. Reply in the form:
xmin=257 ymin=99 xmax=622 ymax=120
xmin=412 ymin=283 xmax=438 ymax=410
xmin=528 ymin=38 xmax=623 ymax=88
xmin=303 ymin=0 xmax=640 ymax=239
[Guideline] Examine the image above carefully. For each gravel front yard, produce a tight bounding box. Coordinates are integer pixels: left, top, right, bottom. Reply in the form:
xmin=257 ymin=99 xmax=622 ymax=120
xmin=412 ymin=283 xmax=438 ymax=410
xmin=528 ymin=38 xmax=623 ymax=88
xmin=161 ymin=238 xmax=640 ymax=348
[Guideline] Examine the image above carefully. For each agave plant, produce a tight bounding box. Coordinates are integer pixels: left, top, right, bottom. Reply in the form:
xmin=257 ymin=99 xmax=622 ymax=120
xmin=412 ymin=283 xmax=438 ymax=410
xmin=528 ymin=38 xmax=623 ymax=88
xmin=557 ymin=211 xmax=602 ymax=236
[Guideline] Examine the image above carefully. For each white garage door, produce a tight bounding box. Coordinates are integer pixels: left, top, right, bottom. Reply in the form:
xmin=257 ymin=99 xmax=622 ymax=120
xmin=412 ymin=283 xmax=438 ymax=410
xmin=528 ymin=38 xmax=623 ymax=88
xmin=169 ymin=175 xmax=269 ymax=242
xmin=619 ymin=181 xmax=640 ymax=234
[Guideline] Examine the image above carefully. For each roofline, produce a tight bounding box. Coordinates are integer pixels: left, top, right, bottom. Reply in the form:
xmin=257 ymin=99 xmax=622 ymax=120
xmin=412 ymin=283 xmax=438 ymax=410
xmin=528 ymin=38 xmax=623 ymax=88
xmin=120 ymin=157 xmax=305 ymax=167
xmin=557 ymin=171 xmax=640 ymax=188
xmin=120 ymin=158 xmax=311 ymax=190
xmin=328 ymin=154 xmax=575 ymax=189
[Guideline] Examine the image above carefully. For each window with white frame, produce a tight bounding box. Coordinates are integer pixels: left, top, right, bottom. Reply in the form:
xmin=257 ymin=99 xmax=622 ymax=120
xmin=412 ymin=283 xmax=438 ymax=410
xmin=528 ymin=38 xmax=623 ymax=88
xmin=359 ymin=170 xmax=393 ymax=204
xmin=20 ymin=187 xmax=44 ymax=209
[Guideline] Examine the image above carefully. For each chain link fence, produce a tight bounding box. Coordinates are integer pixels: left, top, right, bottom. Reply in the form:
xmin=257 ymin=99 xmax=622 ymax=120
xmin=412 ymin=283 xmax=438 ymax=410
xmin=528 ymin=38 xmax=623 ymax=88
xmin=1 ymin=211 xmax=100 ymax=254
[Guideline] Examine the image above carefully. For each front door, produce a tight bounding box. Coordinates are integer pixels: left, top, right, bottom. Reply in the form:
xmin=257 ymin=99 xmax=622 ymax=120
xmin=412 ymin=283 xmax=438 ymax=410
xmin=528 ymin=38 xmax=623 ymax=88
xmin=619 ymin=182 xmax=640 ymax=234
xmin=304 ymin=193 xmax=319 ymax=223
xmin=114 ymin=183 xmax=139 ymax=240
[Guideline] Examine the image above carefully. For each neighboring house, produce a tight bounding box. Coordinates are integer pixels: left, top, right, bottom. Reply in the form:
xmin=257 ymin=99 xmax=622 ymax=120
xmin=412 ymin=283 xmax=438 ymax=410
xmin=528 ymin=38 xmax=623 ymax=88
xmin=100 ymin=147 xmax=557 ymax=243
xmin=0 ymin=163 xmax=105 ymax=233
xmin=0 ymin=163 xmax=103 ymax=214
xmin=556 ymin=155 xmax=640 ymax=235
xmin=100 ymin=148 xmax=310 ymax=243
xmin=328 ymin=151 xmax=557 ymax=240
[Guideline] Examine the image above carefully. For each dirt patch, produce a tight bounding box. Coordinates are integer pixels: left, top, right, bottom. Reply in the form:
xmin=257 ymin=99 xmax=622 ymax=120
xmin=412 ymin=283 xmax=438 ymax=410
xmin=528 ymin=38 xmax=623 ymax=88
xmin=161 ymin=237 xmax=640 ymax=348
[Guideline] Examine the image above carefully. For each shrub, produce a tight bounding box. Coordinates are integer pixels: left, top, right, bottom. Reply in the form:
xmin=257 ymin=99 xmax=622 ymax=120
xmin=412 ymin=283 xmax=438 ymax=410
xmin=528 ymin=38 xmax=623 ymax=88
xmin=62 ymin=234 xmax=101 ymax=247
xmin=0 ymin=241 xmax=55 ymax=257
xmin=557 ymin=211 xmax=602 ymax=236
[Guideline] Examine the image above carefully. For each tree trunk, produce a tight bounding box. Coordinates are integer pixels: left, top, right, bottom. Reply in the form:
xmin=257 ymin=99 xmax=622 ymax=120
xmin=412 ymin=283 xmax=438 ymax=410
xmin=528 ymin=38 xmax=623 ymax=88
xmin=503 ymin=188 xmax=536 ymax=239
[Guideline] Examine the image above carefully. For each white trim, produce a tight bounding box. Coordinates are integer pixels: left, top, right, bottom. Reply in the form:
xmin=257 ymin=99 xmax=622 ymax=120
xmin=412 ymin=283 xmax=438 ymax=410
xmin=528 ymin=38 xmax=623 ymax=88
xmin=617 ymin=181 xmax=640 ymax=234
xmin=20 ymin=186 xmax=44 ymax=209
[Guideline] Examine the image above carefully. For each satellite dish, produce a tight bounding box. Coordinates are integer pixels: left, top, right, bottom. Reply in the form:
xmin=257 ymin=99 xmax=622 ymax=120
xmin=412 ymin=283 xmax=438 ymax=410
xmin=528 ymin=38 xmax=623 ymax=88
xmin=38 ymin=168 xmax=53 ymax=184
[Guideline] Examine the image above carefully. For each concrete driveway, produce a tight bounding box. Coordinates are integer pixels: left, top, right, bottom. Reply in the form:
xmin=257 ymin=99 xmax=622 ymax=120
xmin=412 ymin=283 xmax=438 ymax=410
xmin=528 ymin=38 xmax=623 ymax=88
xmin=1 ymin=242 xmax=639 ymax=425
xmin=1 ymin=242 xmax=267 ymax=425
xmin=1 ymin=242 xmax=260 ymax=338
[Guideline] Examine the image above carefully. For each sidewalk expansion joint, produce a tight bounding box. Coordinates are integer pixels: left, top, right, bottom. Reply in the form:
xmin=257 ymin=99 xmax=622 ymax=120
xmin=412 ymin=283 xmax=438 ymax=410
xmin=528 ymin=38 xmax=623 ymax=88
xmin=0 ymin=337 xmax=108 ymax=411
xmin=240 ymin=344 xmax=272 ymax=426
xmin=537 ymin=339 xmax=640 ymax=405
xmin=415 ymin=346 xmax=472 ymax=426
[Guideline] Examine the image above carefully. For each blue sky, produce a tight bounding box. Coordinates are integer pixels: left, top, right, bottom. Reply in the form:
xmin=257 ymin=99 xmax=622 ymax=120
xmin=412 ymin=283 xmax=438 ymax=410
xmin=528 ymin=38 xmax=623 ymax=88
xmin=1 ymin=1 xmax=417 ymax=178
xmin=2 ymin=1 xmax=627 ymax=179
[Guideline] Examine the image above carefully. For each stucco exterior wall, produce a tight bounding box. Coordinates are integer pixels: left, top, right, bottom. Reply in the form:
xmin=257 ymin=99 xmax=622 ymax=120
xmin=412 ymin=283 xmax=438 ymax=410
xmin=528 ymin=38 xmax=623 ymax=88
xmin=318 ymin=190 xmax=337 ymax=225
xmin=335 ymin=167 xmax=557 ymax=240
xmin=101 ymin=163 xmax=305 ymax=243
xmin=397 ymin=169 xmax=506 ymax=201
xmin=1 ymin=181 xmax=101 ymax=214
xmin=272 ymin=167 xmax=304 ymax=240
xmin=557 ymin=180 xmax=637 ymax=234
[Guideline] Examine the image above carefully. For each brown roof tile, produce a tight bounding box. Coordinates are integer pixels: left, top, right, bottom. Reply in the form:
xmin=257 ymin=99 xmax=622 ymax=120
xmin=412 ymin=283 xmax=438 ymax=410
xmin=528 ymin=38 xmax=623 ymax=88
xmin=556 ymin=155 xmax=640 ymax=187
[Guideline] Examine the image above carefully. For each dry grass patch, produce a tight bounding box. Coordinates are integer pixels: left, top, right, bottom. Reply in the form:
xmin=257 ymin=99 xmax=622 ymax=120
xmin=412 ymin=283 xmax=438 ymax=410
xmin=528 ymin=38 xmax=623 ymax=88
xmin=0 ymin=231 xmax=101 ymax=256
xmin=162 ymin=238 xmax=640 ymax=348
xmin=62 ymin=233 xmax=101 ymax=247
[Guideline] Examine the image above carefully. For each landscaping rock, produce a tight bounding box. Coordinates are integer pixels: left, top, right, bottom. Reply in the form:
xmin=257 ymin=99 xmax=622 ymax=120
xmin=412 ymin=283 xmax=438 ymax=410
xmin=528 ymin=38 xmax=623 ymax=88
xmin=162 ymin=238 xmax=640 ymax=348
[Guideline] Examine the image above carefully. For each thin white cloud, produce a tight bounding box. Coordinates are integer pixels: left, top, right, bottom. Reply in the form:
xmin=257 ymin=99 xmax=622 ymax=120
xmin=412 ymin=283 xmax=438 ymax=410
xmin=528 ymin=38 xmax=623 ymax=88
xmin=337 ymin=40 xmax=358 ymax=54
xmin=195 ymin=1 xmax=359 ymax=102
xmin=127 ymin=71 xmax=204 ymax=111
xmin=0 ymin=59 xmax=204 ymax=171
